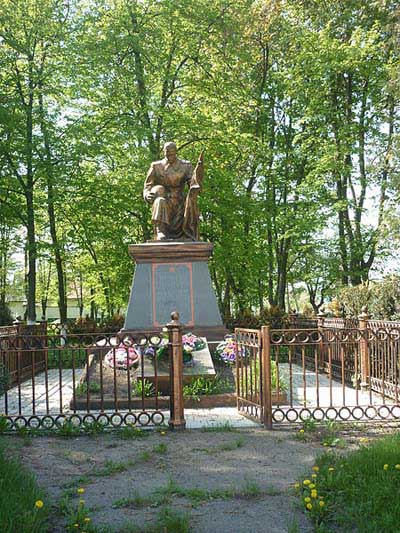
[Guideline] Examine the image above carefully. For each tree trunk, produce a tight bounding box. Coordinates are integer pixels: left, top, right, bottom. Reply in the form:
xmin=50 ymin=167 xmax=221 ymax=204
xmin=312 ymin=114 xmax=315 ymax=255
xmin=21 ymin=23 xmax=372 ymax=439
xmin=38 ymin=85 xmax=67 ymax=324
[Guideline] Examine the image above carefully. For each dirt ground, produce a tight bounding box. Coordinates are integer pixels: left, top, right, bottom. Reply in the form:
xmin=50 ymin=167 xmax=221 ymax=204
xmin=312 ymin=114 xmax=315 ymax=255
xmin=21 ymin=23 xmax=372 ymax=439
xmin=7 ymin=422 xmax=399 ymax=532
xmin=7 ymin=426 xmax=320 ymax=532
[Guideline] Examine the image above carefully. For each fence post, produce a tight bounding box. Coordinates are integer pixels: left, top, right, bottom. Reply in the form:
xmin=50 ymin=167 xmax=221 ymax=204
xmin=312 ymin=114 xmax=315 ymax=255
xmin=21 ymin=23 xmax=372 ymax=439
xmin=317 ymin=310 xmax=326 ymax=371
xmin=166 ymin=311 xmax=186 ymax=431
xmin=359 ymin=306 xmax=370 ymax=390
xmin=261 ymin=325 xmax=273 ymax=429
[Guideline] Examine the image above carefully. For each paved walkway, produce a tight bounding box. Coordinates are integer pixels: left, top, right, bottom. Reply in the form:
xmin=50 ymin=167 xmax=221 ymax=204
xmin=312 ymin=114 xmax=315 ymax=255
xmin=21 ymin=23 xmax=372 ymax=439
xmin=280 ymin=363 xmax=384 ymax=407
xmin=0 ymin=364 xmax=394 ymax=426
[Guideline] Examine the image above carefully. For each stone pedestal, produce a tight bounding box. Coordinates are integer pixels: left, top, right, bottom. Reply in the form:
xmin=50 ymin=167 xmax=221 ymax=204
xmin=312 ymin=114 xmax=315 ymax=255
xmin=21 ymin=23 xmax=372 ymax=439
xmin=122 ymin=241 xmax=228 ymax=341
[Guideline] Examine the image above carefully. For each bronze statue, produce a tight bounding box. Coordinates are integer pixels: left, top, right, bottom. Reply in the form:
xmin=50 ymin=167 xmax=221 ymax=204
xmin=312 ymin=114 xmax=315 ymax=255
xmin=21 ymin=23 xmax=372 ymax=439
xmin=143 ymin=142 xmax=203 ymax=241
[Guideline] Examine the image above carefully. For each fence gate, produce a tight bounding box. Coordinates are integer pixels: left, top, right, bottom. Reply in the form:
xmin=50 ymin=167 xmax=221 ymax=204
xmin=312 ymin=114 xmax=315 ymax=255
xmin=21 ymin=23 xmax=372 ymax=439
xmin=236 ymin=323 xmax=400 ymax=427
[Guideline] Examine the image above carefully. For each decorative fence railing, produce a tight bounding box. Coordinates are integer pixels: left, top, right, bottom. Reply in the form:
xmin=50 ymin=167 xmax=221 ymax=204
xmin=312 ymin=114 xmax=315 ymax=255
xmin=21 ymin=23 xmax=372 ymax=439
xmin=236 ymin=315 xmax=400 ymax=427
xmin=0 ymin=322 xmax=47 ymax=386
xmin=0 ymin=313 xmax=186 ymax=431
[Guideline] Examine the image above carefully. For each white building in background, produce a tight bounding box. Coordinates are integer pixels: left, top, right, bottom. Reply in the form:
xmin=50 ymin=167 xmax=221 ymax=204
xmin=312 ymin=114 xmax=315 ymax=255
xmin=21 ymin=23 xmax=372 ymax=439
xmin=7 ymin=298 xmax=89 ymax=321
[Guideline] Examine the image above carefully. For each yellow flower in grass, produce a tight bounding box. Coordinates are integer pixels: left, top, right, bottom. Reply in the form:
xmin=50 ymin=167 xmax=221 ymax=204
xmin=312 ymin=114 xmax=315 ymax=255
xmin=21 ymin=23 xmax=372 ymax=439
xmin=79 ymin=500 xmax=85 ymax=505
xmin=309 ymin=483 xmax=316 ymax=489
xmin=319 ymin=500 xmax=325 ymax=508
xmin=84 ymin=518 xmax=91 ymax=523
xmin=312 ymin=466 xmax=319 ymax=472
xmin=395 ymin=464 xmax=400 ymax=470
xmin=160 ymin=431 xmax=166 ymax=436
xmin=303 ymin=479 xmax=311 ymax=486
xmin=323 ymin=442 xmax=329 ymax=447
xmin=294 ymin=483 xmax=300 ymax=490
xmin=306 ymin=503 xmax=313 ymax=510
xmin=383 ymin=464 xmax=389 ymax=470
xmin=299 ymin=429 xmax=305 ymax=434
xmin=311 ymin=490 xmax=318 ymax=498
xmin=35 ymin=500 xmax=44 ymax=509
xmin=328 ymin=467 xmax=334 ymax=472
xmin=304 ymin=497 xmax=311 ymax=503
xmin=77 ymin=488 xmax=85 ymax=494
xmin=74 ymin=525 xmax=79 ymax=528
xmin=311 ymin=474 xmax=317 ymax=479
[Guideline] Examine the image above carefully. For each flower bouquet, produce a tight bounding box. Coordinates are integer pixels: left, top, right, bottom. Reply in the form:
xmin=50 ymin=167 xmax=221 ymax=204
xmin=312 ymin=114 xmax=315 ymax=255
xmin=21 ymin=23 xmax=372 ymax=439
xmin=104 ymin=344 xmax=141 ymax=370
xmin=182 ymin=332 xmax=206 ymax=352
xmin=215 ymin=335 xmax=236 ymax=364
xmin=153 ymin=332 xmax=205 ymax=366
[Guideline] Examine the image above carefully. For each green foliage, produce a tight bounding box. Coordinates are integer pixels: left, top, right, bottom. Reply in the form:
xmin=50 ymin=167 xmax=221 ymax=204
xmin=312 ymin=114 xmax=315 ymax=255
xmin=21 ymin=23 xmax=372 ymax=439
xmin=183 ymin=375 xmax=233 ymax=401
xmin=75 ymin=382 xmax=101 ymax=397
xmin=0 ymin=0 xmax=399 ymax=322
xmin=134 ymin=379 xmax=155 ymax=398
xmin=0 ymin=441 xmax=48 ymax=532
xmin=116 ymin=425 xmax=150 ymax=440
xmin=47 ymin=349 xmax=88 ymax=370
xmin=55 ymin=420 xmax=80 ymax=438
xmin=339 ymin=276 xmax=400 ymax=320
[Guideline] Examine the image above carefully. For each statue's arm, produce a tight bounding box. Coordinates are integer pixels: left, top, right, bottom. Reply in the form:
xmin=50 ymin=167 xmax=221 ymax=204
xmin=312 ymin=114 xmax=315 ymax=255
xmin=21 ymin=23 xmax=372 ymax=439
xmin=143 ymin=163 xmax=156 ymax=202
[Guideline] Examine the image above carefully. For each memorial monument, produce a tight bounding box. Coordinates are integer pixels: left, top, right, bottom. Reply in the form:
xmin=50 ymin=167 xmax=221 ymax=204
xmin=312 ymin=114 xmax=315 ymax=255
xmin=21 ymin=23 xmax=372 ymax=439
xmin=122 ymin=142 xmax=227 ymax=341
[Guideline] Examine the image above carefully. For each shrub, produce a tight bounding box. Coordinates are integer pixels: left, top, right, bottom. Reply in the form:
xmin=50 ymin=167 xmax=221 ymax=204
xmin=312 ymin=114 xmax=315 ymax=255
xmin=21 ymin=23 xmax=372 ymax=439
xmin=338 ymin=275 xmax=400 ymax=320
xmin=0 ymin=301 xmax=13 ymax=326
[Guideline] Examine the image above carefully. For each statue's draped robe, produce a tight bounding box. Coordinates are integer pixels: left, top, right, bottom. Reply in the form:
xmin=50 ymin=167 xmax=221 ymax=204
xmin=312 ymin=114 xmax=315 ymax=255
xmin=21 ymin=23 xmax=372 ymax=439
xmin=144 ymin=158 xmax=194 ymax=240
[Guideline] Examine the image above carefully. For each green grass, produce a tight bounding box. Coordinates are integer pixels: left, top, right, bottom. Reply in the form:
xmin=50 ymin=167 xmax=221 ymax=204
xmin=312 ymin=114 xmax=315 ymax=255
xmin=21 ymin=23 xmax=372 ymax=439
xmin=298 ymin=432 xmax=400 ymax=531
xmin=154 ymin=507 xmax=190 ymax=533
xmin=115 ymin=425 xmax=150 ymax=439
xmin=0 ymin=440 xmax=48 ymax=532
xmin=201 ymin=421 xmax=238 ymax=432
xmin=112 ymin=477 xmax=279 ymax=510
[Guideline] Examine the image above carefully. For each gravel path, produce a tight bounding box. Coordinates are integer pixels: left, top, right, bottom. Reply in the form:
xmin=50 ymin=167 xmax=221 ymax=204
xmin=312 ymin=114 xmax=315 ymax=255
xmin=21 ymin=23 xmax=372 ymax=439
xmin=9 ymin=427 xmax=319 ymax=532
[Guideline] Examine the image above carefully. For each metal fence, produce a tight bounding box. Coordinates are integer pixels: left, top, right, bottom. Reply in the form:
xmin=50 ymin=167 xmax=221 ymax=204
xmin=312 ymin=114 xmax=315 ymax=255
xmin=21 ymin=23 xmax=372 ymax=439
xmin=235 ymin=318 xmax=400 ymax=427
xmin=0 ymin=315 xmax=186 ymax=431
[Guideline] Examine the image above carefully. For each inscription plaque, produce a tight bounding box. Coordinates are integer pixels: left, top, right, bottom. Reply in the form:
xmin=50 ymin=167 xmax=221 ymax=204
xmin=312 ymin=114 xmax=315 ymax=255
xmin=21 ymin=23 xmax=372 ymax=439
xmin=152 ymin=263 xmax=194 ymax=326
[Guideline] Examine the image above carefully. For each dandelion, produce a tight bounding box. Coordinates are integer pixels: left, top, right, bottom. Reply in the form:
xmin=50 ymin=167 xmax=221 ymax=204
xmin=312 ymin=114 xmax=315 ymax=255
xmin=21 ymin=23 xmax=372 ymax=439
xmin=395 ymin=464 xmax=400 ymax=470
xmin=383 ymin=464 xmax=389 ymax=470
xmin=74 ymin=524 xmax=79 ymax=528
xmin=312 ymin=466 xmax=319 ymax=472
xmin=323 ymin=442 xmax=329 ymax=446
xmin=160 ymin=431 xmax=166 ymax=436
xmin=328 ymin=467 xmax=334 ymax=472
xmin=303 ymin=479 xmax=311 ymax=486
xmin=319 ymin=500 xmax=325 ymax=508
xmin=306 ymin=503 xmax=313 ymax=510
xmin=311 ymin=490 xmax=318 ymax=498
xmin=35 ymin=500 xmax=44 ymax=509
xmin=294 ymin=483 xmax=300 ymax=489
xmin=311 ymin=474 xmax=317 ymax=478
xmin=77 ymin=488 xmax=85 ymax=494
xmin=309 ymin=483 xmax=316 ymax=489
xmin=304 ymin=497 xmax=311 ymax=503
xmin=299 ymin=429 xmax=305 ymax=434
xmin=79 ymin=500 xmax=85 ymax=505
xmin=84 ymin=518 xmax=91 ymax=523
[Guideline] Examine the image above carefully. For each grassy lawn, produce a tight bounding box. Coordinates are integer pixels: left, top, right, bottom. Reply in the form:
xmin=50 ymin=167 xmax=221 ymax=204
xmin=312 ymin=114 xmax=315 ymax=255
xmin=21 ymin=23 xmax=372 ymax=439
xmin=0 ymin=439 xmax=48 ymax=532
xmin=296 ymin=432 xmax=400 ymax=532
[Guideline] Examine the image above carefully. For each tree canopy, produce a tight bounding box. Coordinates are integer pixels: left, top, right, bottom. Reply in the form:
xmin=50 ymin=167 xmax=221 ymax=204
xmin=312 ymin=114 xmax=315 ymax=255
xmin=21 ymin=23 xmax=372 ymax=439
xmin=0 ymin=0 xmax=399 ymax=324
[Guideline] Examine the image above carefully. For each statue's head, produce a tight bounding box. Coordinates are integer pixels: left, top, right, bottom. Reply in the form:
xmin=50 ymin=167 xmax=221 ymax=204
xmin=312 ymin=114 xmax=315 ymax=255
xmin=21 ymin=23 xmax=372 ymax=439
xmin=163 ymin=141 xmax=177 ymax=164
